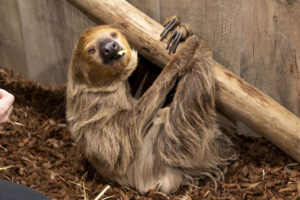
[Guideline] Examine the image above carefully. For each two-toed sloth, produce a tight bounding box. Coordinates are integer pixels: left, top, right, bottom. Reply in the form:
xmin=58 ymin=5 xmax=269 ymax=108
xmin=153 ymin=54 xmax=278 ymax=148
xmin=66 ymin=16 xmax=237 ymax=194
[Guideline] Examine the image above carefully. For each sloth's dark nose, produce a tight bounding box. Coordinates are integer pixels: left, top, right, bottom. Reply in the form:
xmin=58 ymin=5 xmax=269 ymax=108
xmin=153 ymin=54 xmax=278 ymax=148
xmin=99 ymin=39 xmax=120 ymax=61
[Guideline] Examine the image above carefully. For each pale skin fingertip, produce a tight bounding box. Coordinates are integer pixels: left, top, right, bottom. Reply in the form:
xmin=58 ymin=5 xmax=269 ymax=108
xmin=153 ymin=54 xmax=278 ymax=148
xmin=0 ymin=89 xmax=14 ymax=124
xmin=0 ymin=90 xmax=15 ymax=105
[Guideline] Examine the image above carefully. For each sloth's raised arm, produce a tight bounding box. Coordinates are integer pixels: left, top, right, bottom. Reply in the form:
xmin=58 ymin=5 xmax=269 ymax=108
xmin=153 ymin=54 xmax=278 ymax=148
xmin=131 ymin=36 xmax=199 ymax=134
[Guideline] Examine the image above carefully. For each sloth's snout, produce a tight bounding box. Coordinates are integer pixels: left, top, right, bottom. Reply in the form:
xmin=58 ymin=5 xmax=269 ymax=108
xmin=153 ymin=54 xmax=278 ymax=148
xmin=99 ymin=39 xmax=120 ymax=62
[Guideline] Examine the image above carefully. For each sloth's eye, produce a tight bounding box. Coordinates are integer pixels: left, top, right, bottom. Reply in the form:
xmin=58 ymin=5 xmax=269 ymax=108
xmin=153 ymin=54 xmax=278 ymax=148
xmin=111 ymin=32 xmax=117 ymax=38
xmin=87 ymin=47 xmax=96 ymax=55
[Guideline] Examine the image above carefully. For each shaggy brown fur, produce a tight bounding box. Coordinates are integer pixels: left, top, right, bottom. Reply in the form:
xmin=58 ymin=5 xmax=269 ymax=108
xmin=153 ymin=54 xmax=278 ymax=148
xmin=66 ymin=24 xmax=237 ymax=194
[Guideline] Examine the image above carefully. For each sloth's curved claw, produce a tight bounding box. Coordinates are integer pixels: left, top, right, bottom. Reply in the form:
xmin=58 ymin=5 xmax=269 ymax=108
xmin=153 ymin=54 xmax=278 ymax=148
xmin=160 ymin=16 xmax=181 ymax=41
xmin=160 ymin=16 xmax=193 ymax=54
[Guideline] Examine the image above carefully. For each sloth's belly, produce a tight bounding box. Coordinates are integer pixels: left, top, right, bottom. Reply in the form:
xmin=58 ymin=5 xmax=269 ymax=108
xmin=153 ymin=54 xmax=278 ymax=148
xmin=117 ymin=108 xmax=183 ymax=194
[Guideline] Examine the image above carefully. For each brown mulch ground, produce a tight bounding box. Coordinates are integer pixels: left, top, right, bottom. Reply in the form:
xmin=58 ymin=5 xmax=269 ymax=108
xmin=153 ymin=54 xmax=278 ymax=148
xmin=0 ymin=68 xmax=299 ymax=200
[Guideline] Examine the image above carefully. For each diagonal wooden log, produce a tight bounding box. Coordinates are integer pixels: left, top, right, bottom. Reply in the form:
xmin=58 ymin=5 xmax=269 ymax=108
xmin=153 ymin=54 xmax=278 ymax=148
xmin=66 ymin=0 xmax=300 ymax=162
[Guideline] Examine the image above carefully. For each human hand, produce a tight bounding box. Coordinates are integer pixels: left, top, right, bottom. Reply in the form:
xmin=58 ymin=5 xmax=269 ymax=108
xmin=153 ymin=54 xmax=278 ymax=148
xmin=0 ymin=89 xmax=14 ymax=123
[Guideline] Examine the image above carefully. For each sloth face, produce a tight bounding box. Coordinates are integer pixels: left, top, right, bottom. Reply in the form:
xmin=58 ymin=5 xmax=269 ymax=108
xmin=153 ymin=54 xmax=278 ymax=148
xmin=72 ymin=25 xmax=135 ymax=84
xmin=79 ymin=25 xmax=132 ymax=67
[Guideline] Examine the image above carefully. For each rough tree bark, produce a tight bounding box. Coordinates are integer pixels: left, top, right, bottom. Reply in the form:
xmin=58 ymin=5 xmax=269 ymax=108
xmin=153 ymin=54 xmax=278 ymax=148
xmin=66 ymin=0 xmax=300 ymax=162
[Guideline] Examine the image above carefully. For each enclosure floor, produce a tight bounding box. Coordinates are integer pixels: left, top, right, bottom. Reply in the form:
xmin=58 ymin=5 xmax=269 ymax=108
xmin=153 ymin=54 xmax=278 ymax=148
xmin=0 ymin=68 xmax=299 ymax=200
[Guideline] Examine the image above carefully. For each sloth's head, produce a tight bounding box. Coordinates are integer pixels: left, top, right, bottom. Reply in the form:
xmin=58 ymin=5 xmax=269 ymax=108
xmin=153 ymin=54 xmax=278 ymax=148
xmin=70 ymin=25 xmax=137 ymax=85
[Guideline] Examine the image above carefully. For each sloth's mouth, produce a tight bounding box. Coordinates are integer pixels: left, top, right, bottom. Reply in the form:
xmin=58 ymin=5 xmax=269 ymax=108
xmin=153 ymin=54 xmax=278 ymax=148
xmin=103 ymin=49 xmax=126 ymax=65
xmin=116 ymin=49 xmax=127 ymax=57
xmin=114 ymin=49 xmax=127 ymax=59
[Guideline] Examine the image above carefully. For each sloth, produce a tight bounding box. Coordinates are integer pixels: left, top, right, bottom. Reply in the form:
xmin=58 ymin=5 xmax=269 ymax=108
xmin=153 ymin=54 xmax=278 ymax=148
xmin=66 ymin=16 xmax=237 ymax=194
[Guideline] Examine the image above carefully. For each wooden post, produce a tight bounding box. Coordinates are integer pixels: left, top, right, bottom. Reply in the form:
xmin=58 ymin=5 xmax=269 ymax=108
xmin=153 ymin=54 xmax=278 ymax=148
xmin=66 ymin=0 xmax=300 ymax=162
